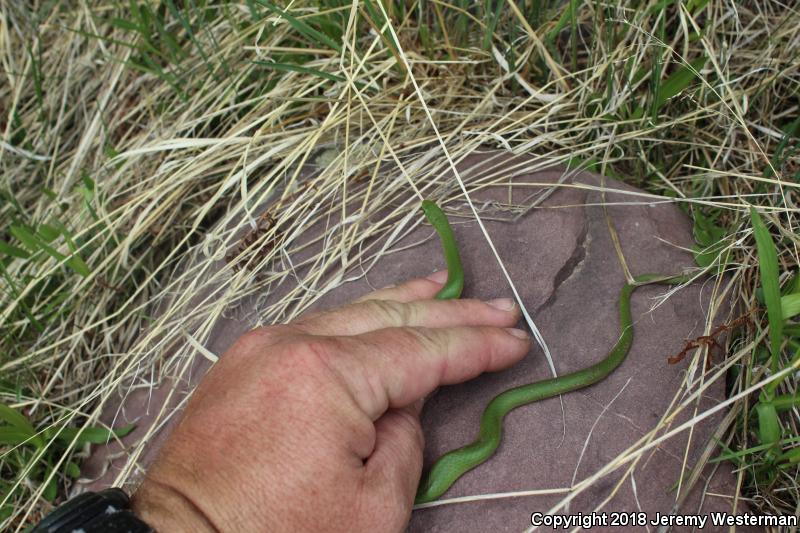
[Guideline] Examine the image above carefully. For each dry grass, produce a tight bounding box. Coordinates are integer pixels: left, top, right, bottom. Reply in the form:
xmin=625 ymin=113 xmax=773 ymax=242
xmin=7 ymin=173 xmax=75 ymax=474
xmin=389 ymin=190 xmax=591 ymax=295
xmin=1 ymin=0 xmax=799 ymax=530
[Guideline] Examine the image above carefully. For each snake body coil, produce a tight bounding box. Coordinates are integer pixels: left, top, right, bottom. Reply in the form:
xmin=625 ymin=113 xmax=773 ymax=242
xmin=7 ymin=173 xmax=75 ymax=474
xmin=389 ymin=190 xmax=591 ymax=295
xmin=419 ymin=199 xmax=694 ymax=504
xmin=422 ymin=200 xmax=464 ymax=300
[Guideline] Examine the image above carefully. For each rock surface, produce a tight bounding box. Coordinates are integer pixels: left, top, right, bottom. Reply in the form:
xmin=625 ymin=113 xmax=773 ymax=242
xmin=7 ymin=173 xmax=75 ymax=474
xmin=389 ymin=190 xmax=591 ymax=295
xmin=81 ymin=151 xmax=753 ymax=532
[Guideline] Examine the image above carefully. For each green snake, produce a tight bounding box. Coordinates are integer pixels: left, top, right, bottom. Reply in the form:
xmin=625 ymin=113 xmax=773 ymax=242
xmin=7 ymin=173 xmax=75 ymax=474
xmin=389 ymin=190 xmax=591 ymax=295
xmin=422 ymin=200 xmax=464 ymax=300
xmin=417 ymin=199 xmax=695 ymax=504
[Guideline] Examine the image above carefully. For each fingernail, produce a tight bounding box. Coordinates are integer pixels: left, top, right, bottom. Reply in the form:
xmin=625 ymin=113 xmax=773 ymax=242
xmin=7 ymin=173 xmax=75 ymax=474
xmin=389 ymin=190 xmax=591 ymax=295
xmin=487 ymin=298 xmax=515 ymax=311
xmin=506 ymin=328 xmax=529 ymax=339
xmin=426 ymin=270 xmax=448 ymax=284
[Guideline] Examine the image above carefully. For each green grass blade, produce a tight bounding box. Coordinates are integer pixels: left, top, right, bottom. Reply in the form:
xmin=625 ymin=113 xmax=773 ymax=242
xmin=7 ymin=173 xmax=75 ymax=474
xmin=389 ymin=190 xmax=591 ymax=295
xmin=711 ymin=435 xmax=800 ymax=464
xmin=481 ymin=0 xmax=505 ymax=50
xmin=750 ymin=207 xmax=783 ymax=373
xmin=165 ymin=0 xmax=218 ymax=78
xmin=51 ymin=219 xmax=91 ymax=278
xmin=773 ymin=392 xmax=800 ymax=411
xmin=778 ymin=446 xmax=800 ymax=465
xmin=254 ymin=1 xmax=342 ymax=53
xmin=52 ymin=423 xmax=136 ymax=445
xmin=111 ymin=17 xmax=139 ymax=31
xmin=654 ymin=56 xmax=708 ymax=111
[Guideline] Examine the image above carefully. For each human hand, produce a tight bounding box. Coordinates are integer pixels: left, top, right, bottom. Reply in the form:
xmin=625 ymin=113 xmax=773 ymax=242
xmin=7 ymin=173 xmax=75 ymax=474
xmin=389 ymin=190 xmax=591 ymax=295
xmin=131 ymin=271 xmax=530 ymax=532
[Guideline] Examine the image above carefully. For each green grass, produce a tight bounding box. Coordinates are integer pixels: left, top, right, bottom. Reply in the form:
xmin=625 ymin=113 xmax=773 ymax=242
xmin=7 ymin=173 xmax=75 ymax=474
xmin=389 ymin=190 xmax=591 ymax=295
xmin=1 ymin=0 xmax=799 ymax=528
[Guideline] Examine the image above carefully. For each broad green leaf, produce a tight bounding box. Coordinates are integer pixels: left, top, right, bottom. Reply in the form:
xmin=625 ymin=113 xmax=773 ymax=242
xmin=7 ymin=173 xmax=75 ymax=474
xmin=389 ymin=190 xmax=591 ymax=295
xmin=81 ymin=173 xmax=95 ymax=192
xmin=750 ymin=208 xmax=783 ymax=372
xmin=654 ymin=56 xmax=708 ymax=111
xmin=65 ymin=461 xmax=81 ymax=478
xmin=10 ymin=225 xmax=39 ymax=252
xmin=782 ymin=293 xmax=800 ymax=319
xmin=43 ymin=474 xmax=57 ymax=501
xmin=65 ymin=255 xmax=91 ymax=278
xmin=693 ymin=209 xmax=726 ymax=243
xmin=10 ymin=225 xmax=67 ymax=263
xmin=0 ymin=426 xmax=35 ymax=445
xmin=10 ymin=222 xmax=89 ymax=277
xmin=54 ymin=221 xmax=91 ymax=278
xmin=693 ymin=244 xmax=726 ymax=268
xmin=773 ymin=392 xmax=800 ymax=411
xmin=779 ymin=446 xmax=800 ymax=464
xmin=0 ymin=240 xmax=30 ymax=259
xmin=692 ymin=209 xmax=726 ymax=267
xmin=756 ymin=401 xmax=781 ymax=454
xmin=37 ymin=224 xmax=60 ymax=242
xmin=0 ymin=404 xmax=35 ymax=434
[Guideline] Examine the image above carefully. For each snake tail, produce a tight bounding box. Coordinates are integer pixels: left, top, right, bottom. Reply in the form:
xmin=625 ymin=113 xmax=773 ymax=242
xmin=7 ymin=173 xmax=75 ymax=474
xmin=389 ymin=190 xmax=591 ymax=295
xmin=415 ymin=274 xmax=693 ymax=504
xmin=421 ymin=199 xmax=464 ymax=300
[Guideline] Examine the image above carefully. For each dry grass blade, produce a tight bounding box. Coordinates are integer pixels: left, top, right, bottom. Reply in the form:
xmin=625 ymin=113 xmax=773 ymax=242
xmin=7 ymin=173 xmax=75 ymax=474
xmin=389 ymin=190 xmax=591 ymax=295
xmin=1 ymin=0 xmax=799 ymax=529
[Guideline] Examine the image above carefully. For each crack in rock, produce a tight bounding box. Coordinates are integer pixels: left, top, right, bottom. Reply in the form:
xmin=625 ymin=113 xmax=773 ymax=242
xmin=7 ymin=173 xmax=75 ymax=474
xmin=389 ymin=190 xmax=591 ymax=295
xmin=537 ymin=208 xmax=590 ymax=313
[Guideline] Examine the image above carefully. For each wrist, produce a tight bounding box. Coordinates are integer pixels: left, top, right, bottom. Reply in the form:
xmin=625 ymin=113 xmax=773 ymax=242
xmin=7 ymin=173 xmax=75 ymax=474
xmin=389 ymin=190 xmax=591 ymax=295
xmin=132 ymin=477 xmax=219 ymax=533
xmin=31 ymin=488 xmax=152 ymax=533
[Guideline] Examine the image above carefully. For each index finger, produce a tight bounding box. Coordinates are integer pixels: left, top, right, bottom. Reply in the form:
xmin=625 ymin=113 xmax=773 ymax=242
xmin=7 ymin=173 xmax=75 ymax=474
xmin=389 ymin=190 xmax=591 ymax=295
xmin=313 ymin=325 xmax=531 ymax=421
xmin=355 ymin=270 xmax=450 ymax=304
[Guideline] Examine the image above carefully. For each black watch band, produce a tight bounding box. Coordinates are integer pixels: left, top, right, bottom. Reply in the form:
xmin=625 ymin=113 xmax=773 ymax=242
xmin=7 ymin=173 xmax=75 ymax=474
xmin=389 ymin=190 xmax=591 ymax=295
xmin=31 ymin=488 xmax=153 ymax=533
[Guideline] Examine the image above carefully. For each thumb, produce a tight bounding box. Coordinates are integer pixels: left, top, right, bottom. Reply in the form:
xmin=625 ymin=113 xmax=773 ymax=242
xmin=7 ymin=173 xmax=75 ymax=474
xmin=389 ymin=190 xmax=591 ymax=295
xmin=363 ymin=405 xmax=425 ymax=522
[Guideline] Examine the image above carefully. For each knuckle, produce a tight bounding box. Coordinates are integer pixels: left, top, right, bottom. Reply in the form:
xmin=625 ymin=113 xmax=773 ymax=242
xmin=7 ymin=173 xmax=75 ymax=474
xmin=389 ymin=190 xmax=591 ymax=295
xmin=227 ymin=325 xmax=298 ymax=362
xmin=458 ymin=298 xmax=481 ymax=308
xmin=440 ymin=298 xmax=485 ymax=320
xmin=240 ymin=324 xmax=293 ymax=346
xmin=485 ymin=328 xmax=516 ymax=364
xmin=455 ymin=298 xmax=483 ymax=316
xmin=362 ymin=299 xmax=414 ymax=326
xmin=233 ymin=327 xmax=273 ymax=352
xmin=295 ymin=336 xmax=343 ymax=373
xmin=291 ymin=310 xmax=323 ymax=328
xmin=400 ymin=326 xmax=445 ymax=355
xmin=480 ymin=333 xmax=501 ymax=365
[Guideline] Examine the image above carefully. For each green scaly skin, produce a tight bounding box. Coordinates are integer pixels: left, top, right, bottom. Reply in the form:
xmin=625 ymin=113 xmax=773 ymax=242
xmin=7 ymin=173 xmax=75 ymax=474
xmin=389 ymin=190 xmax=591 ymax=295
xmin=421 ymin=200 xmax=464 ymax=299
xmin=419 ymin=199 xmax=695 ymax=504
